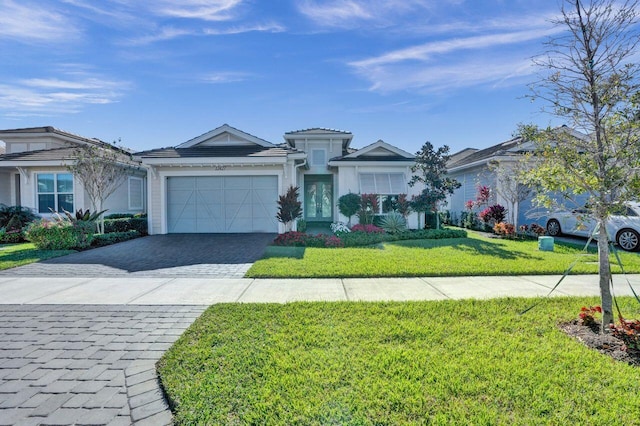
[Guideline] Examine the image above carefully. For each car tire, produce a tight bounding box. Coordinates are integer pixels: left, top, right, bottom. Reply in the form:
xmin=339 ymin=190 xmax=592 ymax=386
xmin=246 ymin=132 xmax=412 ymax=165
xmin=546 ymin=219 xmax=561 ymax=236
xmin=616 ymin=229 xmax=640 ymax=252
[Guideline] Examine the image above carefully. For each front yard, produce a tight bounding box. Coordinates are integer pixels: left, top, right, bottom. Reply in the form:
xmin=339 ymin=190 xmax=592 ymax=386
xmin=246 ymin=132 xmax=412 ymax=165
xmin=246 ymin=231 xmax=640 ymax=278
xmin=158 ymin=297 xmax=640 ymax=425
xmin=0 ymin=243 xmax=74 ymax=270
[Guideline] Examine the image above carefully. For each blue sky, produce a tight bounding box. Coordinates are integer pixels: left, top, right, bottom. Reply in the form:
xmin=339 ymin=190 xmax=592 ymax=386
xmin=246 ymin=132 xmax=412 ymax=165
xmin=0 ymin=0 xmax=567 ymax=154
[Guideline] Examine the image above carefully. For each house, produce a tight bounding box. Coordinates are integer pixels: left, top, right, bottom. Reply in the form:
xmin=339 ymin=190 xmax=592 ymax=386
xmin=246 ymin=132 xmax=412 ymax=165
xmin=446 ymin=135 xmax=535 ymax=227
xmin=0 ymin=127 xmax=146 ymax=217
xmin=446 ymin=126 xmax=589 ymax=227
xmin=135 ymin=124 xmax=423 ymax=234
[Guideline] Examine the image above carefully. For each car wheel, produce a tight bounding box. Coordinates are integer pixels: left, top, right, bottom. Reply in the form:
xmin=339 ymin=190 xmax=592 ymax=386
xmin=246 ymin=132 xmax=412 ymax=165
xmin=546 ymin=219 xmax=561 ymax=236
xmin=616 ymin=229 xmax=640 ymax=251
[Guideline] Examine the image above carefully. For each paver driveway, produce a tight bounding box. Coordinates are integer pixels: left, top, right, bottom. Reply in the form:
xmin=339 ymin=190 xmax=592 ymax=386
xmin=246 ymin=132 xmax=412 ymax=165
xmin=0 ymin=233 xmax=275 ymax=278
xmin=0 ymin=305 xmax=206 ymax=426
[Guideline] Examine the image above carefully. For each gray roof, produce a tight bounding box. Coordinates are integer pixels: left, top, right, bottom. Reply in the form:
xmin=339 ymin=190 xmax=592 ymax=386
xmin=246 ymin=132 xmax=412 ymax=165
xmin=329 ymin=155 xmax=414 ymax=163
xmin=447 ymin=137 xmax=524 ymax=168
xmin=0 ymin=147 xmax=77 ymax=162
xmin=0 ymin=126 xmax=134 ymax=153
xmin=135 ymin=145 xmax=293 ymax=158
xmin=284 ymin=127 xmax=352 ymax=135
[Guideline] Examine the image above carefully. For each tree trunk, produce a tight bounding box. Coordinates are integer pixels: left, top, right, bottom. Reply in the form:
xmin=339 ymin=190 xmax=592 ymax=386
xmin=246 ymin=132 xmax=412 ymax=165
xmin=597 ymin=219 xmax=614 ymax=331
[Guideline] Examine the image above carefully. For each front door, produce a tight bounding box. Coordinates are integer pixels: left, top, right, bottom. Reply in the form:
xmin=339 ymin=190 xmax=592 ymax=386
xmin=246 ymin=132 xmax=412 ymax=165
xmin=304 ymin=175 xmax=333 ymax=222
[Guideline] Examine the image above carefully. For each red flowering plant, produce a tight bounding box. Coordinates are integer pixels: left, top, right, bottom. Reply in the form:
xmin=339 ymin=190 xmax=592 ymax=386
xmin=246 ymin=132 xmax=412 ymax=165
xmin=610 ymin=317 xmax=640 ymax=354
xmin=464 ymin=200 xmax=475 ymax=211
xmin=578 ymin=305 xmax=602 ymax=329
xmin=493 ymin=222 xmax=516 ymax=238
xmin=350 ymin=224 xmax=385 ymax=234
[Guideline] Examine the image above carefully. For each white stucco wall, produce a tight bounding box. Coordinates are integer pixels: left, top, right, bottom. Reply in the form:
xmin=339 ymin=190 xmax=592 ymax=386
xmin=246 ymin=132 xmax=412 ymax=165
xmin=0 ymin=172 xmax=11 ymax=205
xmin=334 ymin=164 xmax=423 ymax=229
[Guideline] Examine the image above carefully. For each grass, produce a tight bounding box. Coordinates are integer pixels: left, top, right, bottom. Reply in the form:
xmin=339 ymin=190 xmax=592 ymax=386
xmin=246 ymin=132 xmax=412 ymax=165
xmin=246 ymin=231 xmax=640 ymax=278
xmin=0 ymin=242 xmax=74 ymax=270
xmin=158 ymin=297 xmax=640 ymax=425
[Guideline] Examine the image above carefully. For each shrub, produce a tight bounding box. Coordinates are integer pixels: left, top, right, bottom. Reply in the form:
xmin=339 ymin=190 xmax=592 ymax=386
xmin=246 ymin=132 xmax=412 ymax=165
xmin=330 ymin=222 xmax=350 ymax=234
xmin=103 ymin=217 xmax=148 ymax=235
xmin=91 ymin=230 xmax=140 ymax=247
xmin=25 ymin=219 xmax=94 ymax=250
xmin=358 ymin=194 xmax=379 ymax=225
xmin=479 ymin=204 xmax=507 ymax=224
xmin=104 ymin=213 xmax=134 ymax=219
xmin=493 ymin=222 xmax=516 ymax=238
xmin=610 ymin=317 xmax=640 ymax=353
xmin=0 ymin=228 xmax=24 ymax=244
xmin=0 ymin=205 xmax=37 ymax=230
xmin=578 ymin=305 xmax=602 ymax=328
xmin=338 ymin=193 xmax=361 ymax=224
xmin=273 ymin=232 xmax=344 ymax=248
xmin=530 ymin=223 xmax=547 ymax=236
xmin=351 ymin=224 xmax=385 ymax=234
xmin=296 ymin=219 xmax=307 ymax=233
xmin=396 ymin=194 xmax=411 ymax=218
xmin=460 ymin=211 xmax=479 ymax=230
xmin=379 ymin=212 xmax=407 ymax=234
xmin=276 ymin=186 xmax=302 ymax=231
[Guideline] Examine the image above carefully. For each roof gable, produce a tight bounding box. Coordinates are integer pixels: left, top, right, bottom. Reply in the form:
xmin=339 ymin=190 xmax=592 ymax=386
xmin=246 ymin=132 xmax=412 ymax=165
xmin=344 ymin=140 xmax=414 ymax=160
xmin=177 ymin=124 xmax=274 ymax=149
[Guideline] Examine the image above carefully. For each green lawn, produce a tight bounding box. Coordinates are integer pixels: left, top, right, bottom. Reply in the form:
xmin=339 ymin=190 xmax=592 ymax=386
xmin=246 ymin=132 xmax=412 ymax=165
xmin=0 ymin=243 xmax=74 ymax=270
xmin=158 ymin=297 xmax=640 ymax=425
xmin=246 ymin=231 xmax=640 ymax=278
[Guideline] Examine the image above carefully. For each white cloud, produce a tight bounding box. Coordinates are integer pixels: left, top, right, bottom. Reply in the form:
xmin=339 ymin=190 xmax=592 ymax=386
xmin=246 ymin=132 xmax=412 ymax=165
xmin=0 ymin=0 xmax=78 ymax=43
xmin=153 ymin=0 xmax=243 ymax=21
xmin=0 ymin=68 xmax=130 ymax=116
xmin=201 ymin=71 xmax=252 ymax=83
xmin=351 ymin=28 xmax=560 ymax=69
xmin=297 ymin=0 xmax=435 ymax=28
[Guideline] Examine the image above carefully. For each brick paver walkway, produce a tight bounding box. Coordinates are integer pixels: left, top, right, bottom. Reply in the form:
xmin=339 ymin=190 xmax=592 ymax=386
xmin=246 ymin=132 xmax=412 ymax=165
xmin=0 ymin=233 xmax=275 ymax=278
xmin=0 ymin=305 xmax=206 ymax=425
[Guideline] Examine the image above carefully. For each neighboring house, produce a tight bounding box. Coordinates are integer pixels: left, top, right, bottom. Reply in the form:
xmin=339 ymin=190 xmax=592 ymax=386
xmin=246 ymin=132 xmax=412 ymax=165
xmin=446 ymin=136 xmax=535 ymax=227
xmin=0 ymin=127 xmax=146 ymax=217
xmin=446 ymin=126 xmax=589 ymax=227
xmin=135 ymin=124 xmax=423 ymax=234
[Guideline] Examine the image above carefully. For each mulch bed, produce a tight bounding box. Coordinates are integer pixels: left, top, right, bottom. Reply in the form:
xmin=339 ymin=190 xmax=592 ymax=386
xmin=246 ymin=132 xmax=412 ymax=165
xmin=560 ymin=320 xmax=640 ymax=366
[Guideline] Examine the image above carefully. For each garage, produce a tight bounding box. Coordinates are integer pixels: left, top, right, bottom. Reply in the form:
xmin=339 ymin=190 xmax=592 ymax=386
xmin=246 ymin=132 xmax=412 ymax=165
xmin=167 ymin=176 xmax=279 ymax=233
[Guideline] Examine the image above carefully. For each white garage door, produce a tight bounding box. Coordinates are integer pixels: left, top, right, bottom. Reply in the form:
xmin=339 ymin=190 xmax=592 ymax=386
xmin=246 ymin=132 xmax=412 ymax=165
xmin=167 ymin=176 xmax=278 ymax=233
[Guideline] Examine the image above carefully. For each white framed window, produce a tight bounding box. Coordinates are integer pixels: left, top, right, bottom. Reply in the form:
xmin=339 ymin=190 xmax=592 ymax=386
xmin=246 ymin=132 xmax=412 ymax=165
xmin=128 ymin=176 xmax=144 ymax=210
xmin=311 ymin=149 xmax=327 ymax=166
xmin=37 ymin=173 xmax=74 ymax=213
xmin=359 ymin=173 xmax=406 ymax=194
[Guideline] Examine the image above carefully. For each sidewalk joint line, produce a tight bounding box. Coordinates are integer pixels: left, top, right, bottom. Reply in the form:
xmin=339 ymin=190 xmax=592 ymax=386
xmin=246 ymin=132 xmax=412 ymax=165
xmin=418 ymin=277 xmax=451 ymax=299
xmin=341 ymin=279 xmax=350 ymax=301
xmin=235 ymin=279 xmax=255 ymax=302
xmin=24 ymin=277 xmax=96 ymax=304
xmin=126 ymin=278 xmax=177 ymax=304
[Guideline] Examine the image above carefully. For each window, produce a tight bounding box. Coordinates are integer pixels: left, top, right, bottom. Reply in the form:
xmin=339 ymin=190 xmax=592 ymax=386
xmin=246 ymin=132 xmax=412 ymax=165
xmin=37 ymin=173 xmax=73 ymax=213
xmin=128 ymin=177 xmax=144 ymax=210
xmin=358 ymin=173 xmax=407 ymax=215
xmin=359 ymin=173 xmax=406 ymax=194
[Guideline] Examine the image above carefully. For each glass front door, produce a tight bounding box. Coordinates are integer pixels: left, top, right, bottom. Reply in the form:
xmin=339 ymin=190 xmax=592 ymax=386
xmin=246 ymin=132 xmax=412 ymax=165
xmin=304 ymin=175 xmax=333 ymax=222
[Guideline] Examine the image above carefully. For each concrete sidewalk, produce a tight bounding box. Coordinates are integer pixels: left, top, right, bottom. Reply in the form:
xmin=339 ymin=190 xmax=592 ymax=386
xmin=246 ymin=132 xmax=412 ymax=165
xmin=1 ymin=274 xmax=639 ymax=305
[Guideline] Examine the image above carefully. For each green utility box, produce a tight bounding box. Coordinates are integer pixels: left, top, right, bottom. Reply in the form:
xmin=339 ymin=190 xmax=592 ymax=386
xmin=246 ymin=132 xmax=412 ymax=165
xmin=538 ymin=236 xmax=554 ymax=252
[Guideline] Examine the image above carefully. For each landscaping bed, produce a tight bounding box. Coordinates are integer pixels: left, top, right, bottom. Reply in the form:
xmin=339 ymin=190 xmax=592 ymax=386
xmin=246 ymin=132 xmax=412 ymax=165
xmin=246 ymin=231 xmax=640 ymax=278
xmin=158 ymin=297 xmax=640 ymax=425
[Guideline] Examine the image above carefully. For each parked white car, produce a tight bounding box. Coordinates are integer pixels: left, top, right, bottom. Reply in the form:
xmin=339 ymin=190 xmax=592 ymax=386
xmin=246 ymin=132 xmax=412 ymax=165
xmin=545 ymin=203 xmax=640 ymax=251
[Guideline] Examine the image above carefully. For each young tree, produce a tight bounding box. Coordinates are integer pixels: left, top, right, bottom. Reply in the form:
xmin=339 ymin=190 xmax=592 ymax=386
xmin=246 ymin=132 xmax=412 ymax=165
xmin=276 ymin=185 xmax=302 ymax=232
xmin=487 ymin=158 xmax=534 ymax=226
xmin=525 ymin=0 xmax=640 ymax=330
xmin=66 ymin=142 xmax=137 ymax=234
xmin=337 ymin=192 xmax=361 ymax=225
xmin=409 ymin=141 xmax=461 ymax=229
